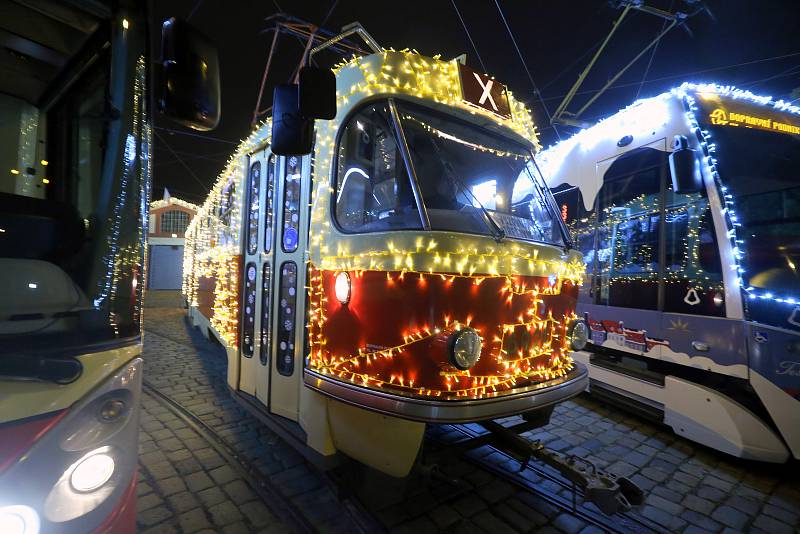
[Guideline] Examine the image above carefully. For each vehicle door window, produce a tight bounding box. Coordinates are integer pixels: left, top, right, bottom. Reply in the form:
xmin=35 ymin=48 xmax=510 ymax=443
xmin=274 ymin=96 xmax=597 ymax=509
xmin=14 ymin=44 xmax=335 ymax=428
xmin=596 ymin=148 xmax=664 ymax=310
xmin=554 ymin=184 xmax=595 ymax=304
xmin=662 ymin=187 xmax=725 ymax=316
xmin=334 ymin=102 xmax=421 ymax=233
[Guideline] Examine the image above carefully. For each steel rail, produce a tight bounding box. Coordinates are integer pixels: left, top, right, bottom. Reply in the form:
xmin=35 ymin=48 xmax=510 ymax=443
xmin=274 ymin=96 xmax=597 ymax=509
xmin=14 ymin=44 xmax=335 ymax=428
xmin=141 ymin=329 xmax=383 ymax=533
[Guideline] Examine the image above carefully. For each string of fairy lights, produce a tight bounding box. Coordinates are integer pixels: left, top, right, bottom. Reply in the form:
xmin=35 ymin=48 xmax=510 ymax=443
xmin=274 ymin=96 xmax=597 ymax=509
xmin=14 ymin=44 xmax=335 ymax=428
xmin=678 ymin=82 xmax=800 ymax=308
xmin=306 ymin=268 xmax=576 ymax=398
xmin=183 ymin=48 xmax=583 ymax=398
xmin=567 ymin=191 xmax=724 ymax=292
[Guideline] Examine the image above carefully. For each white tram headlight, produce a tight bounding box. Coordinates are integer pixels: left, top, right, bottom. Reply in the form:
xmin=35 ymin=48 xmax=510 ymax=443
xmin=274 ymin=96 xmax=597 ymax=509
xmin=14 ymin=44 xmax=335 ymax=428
xmin=70 ymin=451 xmax=115 ymax=493
xmin=568 ymin=320 xmax=590 ymax=351
xmin=449 ymin=328 xmax=482 ymax=370
xmin=335 ymin=271 xmax=351 ymax=305
xmin=0 ymin=505 xmax=39 ymax=534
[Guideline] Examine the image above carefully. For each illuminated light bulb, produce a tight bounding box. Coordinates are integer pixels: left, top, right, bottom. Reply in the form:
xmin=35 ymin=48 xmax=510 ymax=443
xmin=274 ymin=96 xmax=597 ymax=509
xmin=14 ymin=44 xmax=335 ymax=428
xmin=0 ymin=505 xmax=39 ymax=534
xmin=28 ymin=283 xmax=37 ymax=289
xmin=70 ymin=452 xmax=115 ymax=492
xmin=42 ymin=178 xmax=50 ymax=184
xmin=10 ymin=169 xmax=19 ymax=175
xmin=40 ymin=159 xmax=48 ymax=166
xmin=122 ymin=18 xmax=129 ymax=30
xmin=335 ymin=272 xmax=351 ymax=305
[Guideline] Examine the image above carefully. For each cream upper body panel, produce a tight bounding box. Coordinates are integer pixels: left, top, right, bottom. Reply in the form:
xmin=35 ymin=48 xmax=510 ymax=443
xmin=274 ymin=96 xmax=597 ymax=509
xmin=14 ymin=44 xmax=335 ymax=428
xmin=0 ymin=344 xmax=141 ymax=424
xmin=307 ymin=50 xmax=578 ymax=278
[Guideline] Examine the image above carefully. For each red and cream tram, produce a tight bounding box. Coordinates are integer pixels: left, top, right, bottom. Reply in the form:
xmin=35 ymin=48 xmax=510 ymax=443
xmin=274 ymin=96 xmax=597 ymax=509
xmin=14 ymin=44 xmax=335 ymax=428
xmin=183 ymin=30 xmax=588 ymax=477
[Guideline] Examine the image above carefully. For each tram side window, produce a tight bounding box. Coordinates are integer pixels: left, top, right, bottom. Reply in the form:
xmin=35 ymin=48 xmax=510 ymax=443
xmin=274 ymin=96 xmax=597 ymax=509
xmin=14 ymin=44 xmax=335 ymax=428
xmin=282 ymin=156 xmax=301 ymax=252
xmin=334 ymin=102 xmax=421 ymax=233
xmin=264 ymin=156 xmax=274 ymax=253
xmin=246 ymin=160 xmax=261 ymax=255
xmin=554 ymin=184 xmax=595 ymax=304
xmin=596 ymin=148 xmax=665 ymax=310
xmin=662 ymin=195 xmax=725 ymax=317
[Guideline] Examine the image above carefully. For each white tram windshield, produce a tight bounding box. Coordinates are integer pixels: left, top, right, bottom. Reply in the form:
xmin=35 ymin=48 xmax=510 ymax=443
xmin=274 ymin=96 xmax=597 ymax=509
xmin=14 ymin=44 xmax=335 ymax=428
xmin=0 ymin=8 xmax=148 ymax=360
xmin=397 ymin=101 xmax=565 ymax=246
xmin=710 ymin=124 xmax=800 ymax=299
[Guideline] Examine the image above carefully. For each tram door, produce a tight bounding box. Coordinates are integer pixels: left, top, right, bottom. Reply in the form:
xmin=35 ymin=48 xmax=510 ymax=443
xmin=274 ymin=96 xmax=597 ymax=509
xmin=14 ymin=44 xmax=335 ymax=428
xmin=241 ymin=151 xmax=309 ymax=422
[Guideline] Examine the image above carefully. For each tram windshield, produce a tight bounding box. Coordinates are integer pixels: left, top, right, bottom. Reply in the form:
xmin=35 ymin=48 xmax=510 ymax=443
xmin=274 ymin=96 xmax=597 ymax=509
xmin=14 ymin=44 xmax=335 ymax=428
xmin=710 ymin=124 xmax=800 ymax=299
xmin=396 ymin=101 xmax=566 ymax=246
xmin=0 ymin=10 xmax=147 ymax=361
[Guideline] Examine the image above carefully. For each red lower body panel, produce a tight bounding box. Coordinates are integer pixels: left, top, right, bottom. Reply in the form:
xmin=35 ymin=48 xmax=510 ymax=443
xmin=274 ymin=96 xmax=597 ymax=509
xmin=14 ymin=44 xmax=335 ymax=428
xmin=308 ymin=268 xmax=578 ymax=400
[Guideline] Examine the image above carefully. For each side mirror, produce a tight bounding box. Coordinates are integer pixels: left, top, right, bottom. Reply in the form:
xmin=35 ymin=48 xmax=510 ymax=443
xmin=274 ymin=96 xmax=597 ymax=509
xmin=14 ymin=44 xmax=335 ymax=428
xmin=669 ymin=135 xmax=703 ymax=194
xmin=271 ymin=84 xmax=314 ymax=156
xmin=159 ymin=18 xmax=221 ymax=131
xmin=299 ymin=66 xmax=337 ymax=120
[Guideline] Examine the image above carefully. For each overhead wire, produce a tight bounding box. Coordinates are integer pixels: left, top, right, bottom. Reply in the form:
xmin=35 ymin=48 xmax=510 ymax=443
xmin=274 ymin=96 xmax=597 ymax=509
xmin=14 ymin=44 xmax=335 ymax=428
xmin=450 ymin=0 xmax=487 ymax=73
xmin=154 ymin=126 xmax=239 ymax=145
xmin=154 ymin=129 xmax=211 ymax=193
xmin=538 ymin=51 xmax=800 ymax=104
xmin=493 ymin=0 xmax=561 ymax=140
xmin=634 ymin=0 xmax=675 ymax=100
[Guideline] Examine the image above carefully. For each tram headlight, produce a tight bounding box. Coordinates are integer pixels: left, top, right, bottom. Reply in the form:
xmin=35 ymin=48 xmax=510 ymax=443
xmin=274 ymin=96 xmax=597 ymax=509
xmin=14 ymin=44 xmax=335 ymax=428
xmin=70 ymin=450 xmax=116 ymax=492
xmin=568 ymin=320 xmax=589 ymax=351
xmin=0 ymin=505 xmax=39 ymax=534
xmin=335 ymin=271 xmax=351 ymax=305
xmin=449 ymin=328 xmax=482 ymax=370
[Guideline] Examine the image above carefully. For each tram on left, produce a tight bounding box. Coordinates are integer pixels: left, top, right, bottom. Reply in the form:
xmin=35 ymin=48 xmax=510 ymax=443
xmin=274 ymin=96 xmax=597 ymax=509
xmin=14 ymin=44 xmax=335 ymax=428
xmin=0 ymin=3 xmax=220 ymax=533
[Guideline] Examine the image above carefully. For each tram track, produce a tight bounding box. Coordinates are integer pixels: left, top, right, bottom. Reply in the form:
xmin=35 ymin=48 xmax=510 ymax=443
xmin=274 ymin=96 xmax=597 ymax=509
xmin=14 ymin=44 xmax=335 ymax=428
xmin=141 ymin=327 xmax=382 ymax=533
xmin=142 ymin=381 xmax=318 ymax=534
xmin=144 ymin=324 xmax=660 ymax=532
xmin=443 ymin=423 xmax=670 ymax=534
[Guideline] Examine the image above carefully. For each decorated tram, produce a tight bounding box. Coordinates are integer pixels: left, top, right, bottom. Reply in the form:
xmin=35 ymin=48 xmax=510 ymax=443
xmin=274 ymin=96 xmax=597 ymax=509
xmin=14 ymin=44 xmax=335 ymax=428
xmin=539 ymin=83 xmax=800 ymax=462
xmin=183 ymin=31 xmax=588 ymax=476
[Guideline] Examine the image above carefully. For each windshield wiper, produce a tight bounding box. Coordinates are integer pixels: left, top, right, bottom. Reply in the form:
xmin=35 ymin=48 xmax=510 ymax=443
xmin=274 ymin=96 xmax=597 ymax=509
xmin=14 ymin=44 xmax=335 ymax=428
xmin=0 ymin=353 xmax=82 ymax=384
xmin=449 ymin=167 xmax=506 ymax=242
xmin=428 ymin=136 xmax=506 ymax=242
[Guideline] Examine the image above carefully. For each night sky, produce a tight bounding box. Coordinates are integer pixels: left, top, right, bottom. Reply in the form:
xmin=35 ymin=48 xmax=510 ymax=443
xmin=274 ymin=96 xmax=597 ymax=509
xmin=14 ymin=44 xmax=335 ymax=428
xmin=149 ymin=0 xmax=800 ymax=205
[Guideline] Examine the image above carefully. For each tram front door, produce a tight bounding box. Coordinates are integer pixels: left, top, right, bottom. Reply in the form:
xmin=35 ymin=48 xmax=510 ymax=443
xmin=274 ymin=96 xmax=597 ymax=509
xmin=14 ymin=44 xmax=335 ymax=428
xmin=239 ymin=151 xmax=309 ymax=422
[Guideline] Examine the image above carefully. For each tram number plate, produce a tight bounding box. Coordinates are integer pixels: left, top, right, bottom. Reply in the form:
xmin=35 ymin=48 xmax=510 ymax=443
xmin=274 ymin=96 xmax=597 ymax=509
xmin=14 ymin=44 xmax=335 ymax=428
xmin=458 ymin=63 xmax=512 ymax=120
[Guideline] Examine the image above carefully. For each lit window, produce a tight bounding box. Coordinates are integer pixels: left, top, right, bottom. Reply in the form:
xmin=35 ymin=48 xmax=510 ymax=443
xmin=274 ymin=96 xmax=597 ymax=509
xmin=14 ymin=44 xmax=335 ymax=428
xmin=160 ymin=210 xmax=189 ymax=234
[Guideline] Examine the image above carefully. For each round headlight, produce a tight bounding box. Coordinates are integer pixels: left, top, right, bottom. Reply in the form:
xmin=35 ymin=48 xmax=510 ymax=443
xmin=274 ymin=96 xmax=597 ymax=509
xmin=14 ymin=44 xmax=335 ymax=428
xmin=334 ymin=272 xmax=351 ymax=305
xmin=568 ymin=320 xmax=590 ymax=351
xmin=70 ymin=453 xmax=115 ymax=493
xmin=0 ymin=506 xmax=39 ymax=534
xmin=450 ymin=328 xmax=482 ymax=370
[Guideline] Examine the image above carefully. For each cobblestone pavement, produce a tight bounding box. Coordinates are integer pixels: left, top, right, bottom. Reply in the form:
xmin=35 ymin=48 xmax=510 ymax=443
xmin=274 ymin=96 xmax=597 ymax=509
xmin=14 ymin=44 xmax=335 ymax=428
xmin=138 ymin=291 xmax=800 ymax=533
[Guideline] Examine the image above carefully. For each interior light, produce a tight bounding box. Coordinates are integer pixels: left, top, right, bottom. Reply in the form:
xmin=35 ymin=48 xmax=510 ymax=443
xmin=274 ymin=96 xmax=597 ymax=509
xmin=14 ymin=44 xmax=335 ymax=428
xmin=40 ymin=160 xmax=48 ymax=166
xmin=122 ymin=18 xmax=129 ymax=30
xmin=0 ymin=505 xmax=39 ymax=534
xmin=10 ymin=169 xmax=19 ymax=175
xmin=70 ymin=453 xmax=115 ymax=492
xmin=42 ymin=178 xmax=50 ymax=184
xmin=28 ymin=283 xmax=37 ymax=289
xmin=335 ymin=272 xmax=351 ymax=305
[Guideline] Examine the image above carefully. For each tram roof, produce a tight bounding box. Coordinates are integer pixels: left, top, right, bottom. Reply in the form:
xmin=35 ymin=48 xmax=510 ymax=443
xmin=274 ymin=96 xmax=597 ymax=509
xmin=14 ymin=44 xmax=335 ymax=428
xmin=187 ymin=50 xmax=543 ymax=239
xmin=537 ymin=82 xmax=800 ymax=192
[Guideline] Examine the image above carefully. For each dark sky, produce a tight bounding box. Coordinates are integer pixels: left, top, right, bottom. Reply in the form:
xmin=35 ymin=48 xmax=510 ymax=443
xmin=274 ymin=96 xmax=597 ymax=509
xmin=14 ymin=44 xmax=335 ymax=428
xmin=150 ymin=0 xmax=800 ymax=205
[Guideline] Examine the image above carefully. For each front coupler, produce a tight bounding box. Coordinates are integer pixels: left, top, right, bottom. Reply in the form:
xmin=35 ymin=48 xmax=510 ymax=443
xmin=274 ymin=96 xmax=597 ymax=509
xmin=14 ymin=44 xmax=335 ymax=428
xmin=478 ymin=420 xmax=644 ymax=515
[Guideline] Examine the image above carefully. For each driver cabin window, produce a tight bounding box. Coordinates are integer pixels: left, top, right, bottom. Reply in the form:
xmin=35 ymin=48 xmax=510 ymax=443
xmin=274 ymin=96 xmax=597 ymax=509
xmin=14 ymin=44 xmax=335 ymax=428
xmin=334 ymin=102 xmax=421 ymax=233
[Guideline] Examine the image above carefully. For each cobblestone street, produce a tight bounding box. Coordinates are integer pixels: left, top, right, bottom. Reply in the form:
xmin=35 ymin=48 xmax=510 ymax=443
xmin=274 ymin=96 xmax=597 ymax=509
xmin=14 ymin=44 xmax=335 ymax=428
xmin=137 ymin=292 xmax=800 ymax=533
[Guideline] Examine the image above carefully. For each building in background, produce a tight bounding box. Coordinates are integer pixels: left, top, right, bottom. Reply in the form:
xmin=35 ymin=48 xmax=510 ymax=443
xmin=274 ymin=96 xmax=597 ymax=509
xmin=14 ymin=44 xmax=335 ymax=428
xmin=148 ymin=189 xmax=198 ymax=290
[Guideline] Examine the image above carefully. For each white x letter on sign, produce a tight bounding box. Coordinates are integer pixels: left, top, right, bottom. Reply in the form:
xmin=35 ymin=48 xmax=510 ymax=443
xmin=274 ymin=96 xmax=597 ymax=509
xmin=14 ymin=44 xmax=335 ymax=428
xmin=473 ymin=72 xmax=498 ymax=111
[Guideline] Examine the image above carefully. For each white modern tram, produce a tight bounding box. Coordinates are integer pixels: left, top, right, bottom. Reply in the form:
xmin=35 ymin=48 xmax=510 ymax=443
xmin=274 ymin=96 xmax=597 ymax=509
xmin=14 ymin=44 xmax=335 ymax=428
xmin=540 ymin=83 xmax=800 ymax=462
